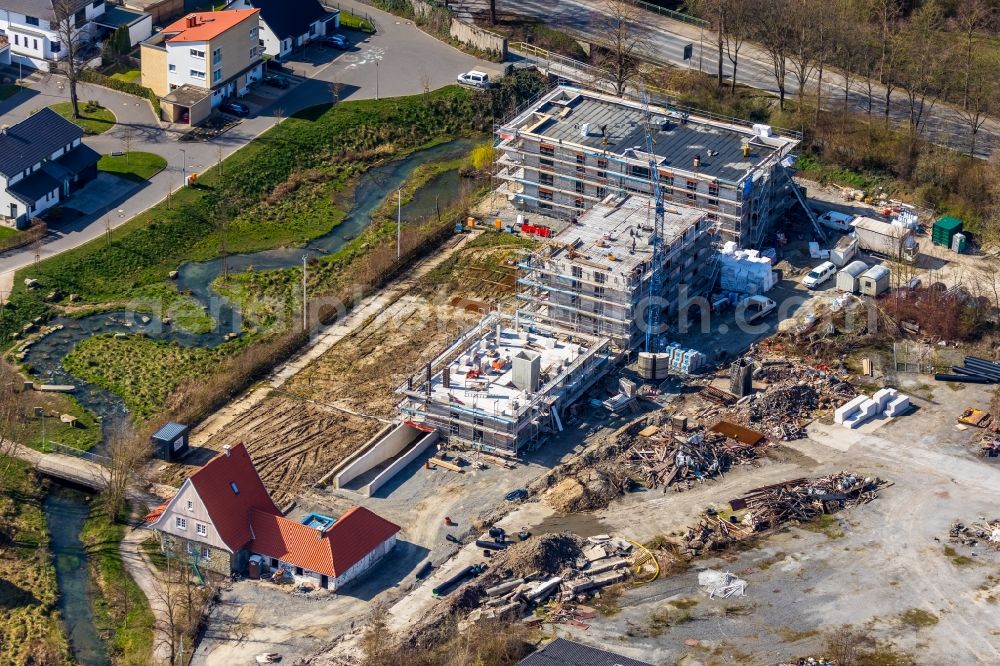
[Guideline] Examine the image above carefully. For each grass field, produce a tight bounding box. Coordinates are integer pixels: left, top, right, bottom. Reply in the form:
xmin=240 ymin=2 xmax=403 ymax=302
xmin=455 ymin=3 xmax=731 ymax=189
xmin=0 ymin=225 xmax=18 ymax=240
xmin=98 ymin=152 xmax=168 ymax=182
xmin=0 ymin=83 xmax=22 ymax=101
xmin=49 ymin=101 xmax=116 ymax=135
xmin=0 ymin=457 xmax=72 ymax=665
xmin=110 ymin=70 xmax=141 ymax=84
xmin=81 ymin=509 xmax=154 ymax=666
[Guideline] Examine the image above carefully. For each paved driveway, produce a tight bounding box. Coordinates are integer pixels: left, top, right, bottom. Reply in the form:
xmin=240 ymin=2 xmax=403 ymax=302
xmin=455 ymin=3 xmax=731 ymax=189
xmin=63 ymin=173 xmax=141 ymax=216
xmin=0 ymin=6 xmax=493 ymax=300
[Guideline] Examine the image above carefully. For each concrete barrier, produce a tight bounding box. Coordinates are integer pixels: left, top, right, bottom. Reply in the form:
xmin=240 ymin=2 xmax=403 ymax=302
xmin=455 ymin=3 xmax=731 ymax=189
xmin=364 ymin=429 xmax=438 ymax=496
xmin=335 ymin=422 xmax=438 ymax=495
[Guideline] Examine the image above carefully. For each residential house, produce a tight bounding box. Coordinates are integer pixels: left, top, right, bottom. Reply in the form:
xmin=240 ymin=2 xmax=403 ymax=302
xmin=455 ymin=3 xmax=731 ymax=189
xmin=225 ymin=0 xmax=337 ymax=60
xmin=148 ymin=442 xmax=401 ymax=590
xmin=249 ymin=506 xmax=399 ymax=591
xmin=0 ymin=32 xmax=10 ymax=64
xmin=0 ymin=107 xmax=100 ymax=229
xmin=0 ymin=0 xmax=107 ymax=71
xmin=140 ymin=9 xmax=263 ymax=125
xmin=517 ymin=638 xmax=654 ymax=666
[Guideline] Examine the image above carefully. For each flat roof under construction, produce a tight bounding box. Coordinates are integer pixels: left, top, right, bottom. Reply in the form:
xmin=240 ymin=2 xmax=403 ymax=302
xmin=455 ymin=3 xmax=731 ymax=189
xmin=508 ymin=87 xmax=797 ymax=185
xmin=546 ymin=194 xmax=705 ymax=278
xmin=413 ymin=316 xmax=606 ymax=422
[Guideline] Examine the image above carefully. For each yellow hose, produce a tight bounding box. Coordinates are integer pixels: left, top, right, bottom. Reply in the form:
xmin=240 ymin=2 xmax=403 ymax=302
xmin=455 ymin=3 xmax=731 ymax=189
xmin=626 ymin=539 xmax=659 ymax=584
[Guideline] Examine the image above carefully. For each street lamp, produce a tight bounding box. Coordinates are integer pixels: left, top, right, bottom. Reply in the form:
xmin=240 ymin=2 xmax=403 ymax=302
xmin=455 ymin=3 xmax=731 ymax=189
xmin=180 ymin=149 xmax=187 ymax=188
xmin=375 ymin=61 xmax=379 ymax=101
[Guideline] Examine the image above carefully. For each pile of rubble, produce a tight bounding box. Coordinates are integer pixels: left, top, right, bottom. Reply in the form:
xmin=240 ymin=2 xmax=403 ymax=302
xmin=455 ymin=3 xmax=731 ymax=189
xmin=621 ymin=427 xmax=761 ymax=491
xmin=949 ymin=519 xmax=1000 ymax=548
xmin=680 ymin=515 xmax=751 ymax=556
xmin=464 ymin=534 xmax=643 ymax=625
xmin=722 ymin=359 xmax=855 ymax=441
xmin=544 ymin=467 xmax=630 ymax=513
xmin=735 ymin=472 xmax=887 ymax=532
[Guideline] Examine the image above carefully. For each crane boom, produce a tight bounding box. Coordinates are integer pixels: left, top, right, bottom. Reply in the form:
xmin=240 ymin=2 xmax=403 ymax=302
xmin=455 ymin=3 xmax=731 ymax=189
xmin=639 ymin=86 xmax=665 ymax=353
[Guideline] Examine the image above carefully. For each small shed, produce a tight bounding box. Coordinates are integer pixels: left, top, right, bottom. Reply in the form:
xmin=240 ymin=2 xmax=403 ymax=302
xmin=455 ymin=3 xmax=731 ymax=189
xmin=151 ymin=422 xmax=190 ymax=460
xmin=932 ymin=216 xmax=963 ymax=247
xmin=836 ymin=260 xmax=868 ymax=293
xmin=859 ymin=265 xmax=891 ymax=297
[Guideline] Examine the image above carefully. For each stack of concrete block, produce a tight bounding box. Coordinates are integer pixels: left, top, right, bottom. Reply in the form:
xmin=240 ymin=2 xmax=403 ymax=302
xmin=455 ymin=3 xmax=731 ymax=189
xmin=835 ymin=395 xmax=868 ymax=424
xmin=843 ymin=398 xmax=880 ymax=429
xmin=884 ymin=395 xmax=911 ymax=416
xmin=872 ymin=388 xmax=897 ymax=411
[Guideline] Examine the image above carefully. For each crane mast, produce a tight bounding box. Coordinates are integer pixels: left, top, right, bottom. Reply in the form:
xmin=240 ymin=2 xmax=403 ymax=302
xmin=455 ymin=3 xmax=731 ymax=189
xmin=639 ymin=86 xmax=665 ymax=353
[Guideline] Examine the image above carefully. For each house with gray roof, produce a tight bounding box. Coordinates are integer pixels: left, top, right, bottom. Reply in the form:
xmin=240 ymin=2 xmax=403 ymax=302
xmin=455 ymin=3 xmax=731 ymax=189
xmin=0 ymin=107 xmax=100 ymax=229
xmin=0 ymin=0 xmax=107 ymax=70
xmin=225 ymin=0 xmax=337 ymax=60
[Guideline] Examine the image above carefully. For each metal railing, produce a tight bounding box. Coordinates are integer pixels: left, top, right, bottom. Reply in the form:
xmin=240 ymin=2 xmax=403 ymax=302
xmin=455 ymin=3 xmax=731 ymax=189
xmin=46 ymin=440 xmax=112 ymax=466
xmin=626 ymin=0 xmax=708 ymax=27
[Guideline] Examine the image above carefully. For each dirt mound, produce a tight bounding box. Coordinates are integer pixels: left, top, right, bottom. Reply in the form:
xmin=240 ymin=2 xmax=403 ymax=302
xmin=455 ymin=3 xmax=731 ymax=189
xmin=494 ymin=533 xmax=583 ymax=577
xmin=544 ymin=468 xmax=623 ymax=513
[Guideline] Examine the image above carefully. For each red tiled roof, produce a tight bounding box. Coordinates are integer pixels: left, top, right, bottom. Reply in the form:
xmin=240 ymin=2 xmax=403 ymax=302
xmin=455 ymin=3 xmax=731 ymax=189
xmin=189 ymin=443 xmax=280 ymax=551
xmin=163 ymin=9 xmax=259 ymax=43
xmin=249 ymin=506 xmax=400 ymax=577
xmin=143 ymin=498 xmax=172 ymax=524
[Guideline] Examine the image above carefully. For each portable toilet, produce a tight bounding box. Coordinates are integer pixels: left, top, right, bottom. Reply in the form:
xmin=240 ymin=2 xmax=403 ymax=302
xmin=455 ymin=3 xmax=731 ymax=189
xmin=932 ymin=216 xmax=963 ymax=247
xmin=859 ymin=265 xmax=891 ymax=297
xmin=951 ymin=232 xmax=967 ymax=254
xmin=836 ymin=260 xmax=868 ymax=293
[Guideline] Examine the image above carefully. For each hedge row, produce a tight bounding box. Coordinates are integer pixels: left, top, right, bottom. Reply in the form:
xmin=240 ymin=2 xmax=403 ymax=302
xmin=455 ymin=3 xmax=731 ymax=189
xmin=79 ymin=69 xmax=161 ymax=119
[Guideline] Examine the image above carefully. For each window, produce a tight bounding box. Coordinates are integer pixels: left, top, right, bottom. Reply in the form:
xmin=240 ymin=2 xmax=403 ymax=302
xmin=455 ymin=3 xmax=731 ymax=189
xmin=201 ymin=546 xmax=210 ymax=559
xmin=686 ymin=179 xmax=697 ymax=191
xmin=190 ymin=69 xmax=205 ymax=79
xmin=249 ymin=47 xmax=256 ymax=59
xmin=575 ymin=153 xmax=585 ymax=164
xmin=596 ymin=186 xmax=607 ymax=199
xmin=630 ymin=164 xmax=650 ymax=179
xmin=574 ymin=197 xmax=585 ymax=210
xmin=213 ymin=68 xmax=222 ymax=83
xmin=190 ymin=48 xmax=205 ymax=59
xmin=230 ymin=482 xmax=240 ymax=495
xmin=212 ymin=47 xmax=222 ymax=63
xmin=540 ymin=157 xmax=553 ymax=168
xmin=250 ymin=27 xmax=257 ymax=39
xmin=93 ymin=0 xmax=104 ymax=7
xmin=708 ymin=198 xmax=719 ymax=207
xmin=473 ymin=429 xmax=484 ymax=443
xmin=572 ymin=266 xmax=583 ymax=279
xmin=51 ymin=41 xmax=60 ymax=52
xmin=574 ymin=180 xmax=585 ymax=194
xmin=187 ymin=542 xmax=196 ymax=554
xmin=473 ymin=416 xmax=484 ymax=426
xmin=539 ymin=144 xmax=555 ymax=157
xmin=660 ymin=171 xmax=673 ymax=186
xmin=74 ymin=8 xmax=85 ymax=26
xmin=539 ymin=189 xmax=553 ymax=202
xmin=539 ymin=172 xmax=553 ymax=186
xmin=594 ymin=271 xmax=606 ymax=284
xmin=168 ymin=64 xmax=176 ymax=72
xmin=270 ymin=558 xmax=279 ymax=568
xmin=175 ymin=517 xmax=187 ymax=530
xmin=186 ymin=500 xmax=193 ymax=511
xmin=295 ymin=566 xmax=304 ymax=575
xmin=196 ymin=522 xmax=207 ymax=536
xmin=686 ymin=190 xmax=696 ymax=201
xmin=450 ymin=422 xmax=459 ymax=435
xmin=25 ymin=15 xmax=39 ymax=26
xmin=708 ymin=182 xmax=719 ymax=197
xmin=32 ymin=39 xmax=37 ymax=50
xmin=576 ymin=164 xmax=585 ymax=174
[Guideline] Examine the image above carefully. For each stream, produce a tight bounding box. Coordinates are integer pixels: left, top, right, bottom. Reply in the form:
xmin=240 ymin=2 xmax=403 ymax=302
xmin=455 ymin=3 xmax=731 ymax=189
xmin=22 ymin=139 xmax=475 ymax=437
xmin=44 ymin=484 xmax=109 ymax=666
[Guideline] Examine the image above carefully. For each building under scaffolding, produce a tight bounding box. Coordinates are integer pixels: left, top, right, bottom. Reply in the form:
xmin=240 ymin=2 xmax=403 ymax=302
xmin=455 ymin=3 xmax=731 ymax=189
xmin=496 ymin=86 xmax=800 ymax=247
xmin=396 ymin=314 xmax=613 ymax=456
xmin=517 ymin=194 xmax=717 ymax=349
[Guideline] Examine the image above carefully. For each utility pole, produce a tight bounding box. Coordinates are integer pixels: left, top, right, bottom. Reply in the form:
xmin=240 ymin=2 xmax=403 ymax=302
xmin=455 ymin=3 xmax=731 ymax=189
xmin=397 ymin=187 xmax=401 ymax=260
xmin=180 ymin=149 xmax=187 ymax=188
xmin=375 ymin=61 xmax=379 ymax=100
xmin=301 ymin=255 xmax=308 ymax=331
xmin=105 ymin=214 xmax=112 ymax=246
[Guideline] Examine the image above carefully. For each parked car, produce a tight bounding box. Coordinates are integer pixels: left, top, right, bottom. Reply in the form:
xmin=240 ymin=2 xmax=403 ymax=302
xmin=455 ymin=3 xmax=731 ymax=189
xmin=263 ymin=74 xmax=289 ymax=89
xmin=802 ymin=261 xmax=837 ymax=289
xmin=457 ymin=70 xmax=491 ymax=89
xmin=817 ymin=209 xmax=855 ymax=232
xmin=220 ymin=101 xmax=250 ymax=117
xmin=738 ymin=295 xmax=777 ymax=323
xmin=322 ymin=34 xmax=348 ymax=49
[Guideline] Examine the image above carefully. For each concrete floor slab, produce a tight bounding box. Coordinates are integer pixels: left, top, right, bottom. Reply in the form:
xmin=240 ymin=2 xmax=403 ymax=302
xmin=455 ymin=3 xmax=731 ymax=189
xmin=64 ymin=173 xmax=141 ymax=216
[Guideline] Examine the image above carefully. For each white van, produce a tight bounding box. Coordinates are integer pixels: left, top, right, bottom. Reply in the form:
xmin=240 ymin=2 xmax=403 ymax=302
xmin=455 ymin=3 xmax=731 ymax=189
xmin=818 ymin=210 xmax=855 ymax=232
xmin=803 ymin=261 xmax=837 ymax=289
xmin=739 ymin=295 xmax=777 ymax=323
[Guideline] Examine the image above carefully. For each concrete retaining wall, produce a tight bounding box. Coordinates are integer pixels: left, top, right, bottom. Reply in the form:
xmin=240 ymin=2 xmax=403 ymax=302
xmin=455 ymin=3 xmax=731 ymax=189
xmin=364 ymin=429 xmax=438 ymax=496
xmin=409 ymin=0 xmax=507 ymax=60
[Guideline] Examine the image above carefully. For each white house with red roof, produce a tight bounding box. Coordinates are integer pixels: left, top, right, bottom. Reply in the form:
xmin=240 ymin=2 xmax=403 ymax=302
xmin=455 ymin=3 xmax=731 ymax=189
xmin=148 ymin=443 xmax=400 ymax=589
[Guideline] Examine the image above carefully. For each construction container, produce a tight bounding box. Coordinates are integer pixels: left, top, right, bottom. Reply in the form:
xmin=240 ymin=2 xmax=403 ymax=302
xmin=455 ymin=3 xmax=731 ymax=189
xmin=859 ymin=265 xmax=891 ymax=297
xmin=836 ymin=260 xmax=868 ymax=293
xmin=951 ymin=232 xmax=967 ymax=254
xmin=830 ymin=235 xmax=859 ymax=268
xmin=932 ymin=216 xmax=963 ymax=247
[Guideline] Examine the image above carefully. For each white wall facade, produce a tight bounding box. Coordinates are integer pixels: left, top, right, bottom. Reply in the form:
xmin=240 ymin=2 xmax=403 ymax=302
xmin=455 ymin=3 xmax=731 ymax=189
xmin=0 ymin=0 xmax=106 ymax=70
xmin=166 ymin=38 xmax=211 ymax=90
xmin=150 ymin=479 xmax=231 ymax=552
xmin=0 ymin=136 xmax=81 ymax=227
xmin=332 ymin=534 xmax=396 ymax=590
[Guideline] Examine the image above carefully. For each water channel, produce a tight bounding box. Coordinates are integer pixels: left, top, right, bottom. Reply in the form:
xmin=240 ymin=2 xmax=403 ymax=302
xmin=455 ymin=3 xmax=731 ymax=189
xmin=28 ymin=138 xmax=475 ymax=665
xmin=23 ymin=138 xmax=476 ymax=432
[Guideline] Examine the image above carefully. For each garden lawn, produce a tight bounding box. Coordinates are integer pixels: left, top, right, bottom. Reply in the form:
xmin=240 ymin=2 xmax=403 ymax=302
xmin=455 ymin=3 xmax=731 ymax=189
xmin=82 ymin=509 xmax=155 ymax=666
xmin=110 ymin=69 xmax=141 ymax=84
xmin=340 ymin=11 xmax=375 ymax=32
xmin=0 ymin=225 xmax=18 ymax=240
xmin=0 ymin=457 xmax=72 ymax=665
xmin=0 ymin=83 xmax=22 ymax=101
xmin=98 ymin=152 xmax=167 ymax=182
xmin=49 ymin=101 xmax=116 ymax=135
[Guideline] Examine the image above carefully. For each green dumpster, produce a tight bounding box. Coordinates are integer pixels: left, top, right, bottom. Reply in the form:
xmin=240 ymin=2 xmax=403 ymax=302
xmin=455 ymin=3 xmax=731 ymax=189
xmin=932 ymin=216 xmax=963 ymax=247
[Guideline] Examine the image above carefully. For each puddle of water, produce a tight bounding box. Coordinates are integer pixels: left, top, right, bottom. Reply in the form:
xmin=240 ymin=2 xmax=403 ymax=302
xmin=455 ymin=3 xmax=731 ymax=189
xmin=44 ymin=485 xmax=109 ymax=666
xmin=533 ymin=512 xmax=610 ymax=538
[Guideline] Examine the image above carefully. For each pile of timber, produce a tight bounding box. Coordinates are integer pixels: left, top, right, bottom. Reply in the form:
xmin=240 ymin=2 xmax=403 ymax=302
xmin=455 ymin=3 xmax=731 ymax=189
xmin=734 ymin=472 xmax=887 ymax=532
xmin=622 ymin=429 xmax=761 ymax=491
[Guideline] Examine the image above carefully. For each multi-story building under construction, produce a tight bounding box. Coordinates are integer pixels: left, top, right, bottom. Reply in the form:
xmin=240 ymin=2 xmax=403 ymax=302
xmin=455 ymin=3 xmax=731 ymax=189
xmin=496 ymin=86 xmax=801 ymax=247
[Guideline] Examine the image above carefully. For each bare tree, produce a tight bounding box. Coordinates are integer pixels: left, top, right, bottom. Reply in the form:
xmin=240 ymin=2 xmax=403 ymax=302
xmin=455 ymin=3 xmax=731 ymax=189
xmin=870 ymin=0 xmax=903 ymax=125
xmin=51 ymin=0 xmax=86 ymax=118
xmin=957 ymin=49 xmax=998 ymax=158
xmin=721 ymin=0 xmax=754 ymax=94
xmin=896 ymin=2 xmax=948 ymax=145
xmin=953 ymin=0 xmax=996 ymax=110
xmin=489 ymin=0 xmax=498 ymax=25
xmin=753 ymin=0 xmax=792 ymax=110
xmin=595 ymin=0 xmax=647 ymax=97
xmin=120 ymin=126 xmax=134 ymax=165
xmin=104 ymin=422 xmax=151 ymax=523
xmin=0 ymin=364 xmax=28 ymax=472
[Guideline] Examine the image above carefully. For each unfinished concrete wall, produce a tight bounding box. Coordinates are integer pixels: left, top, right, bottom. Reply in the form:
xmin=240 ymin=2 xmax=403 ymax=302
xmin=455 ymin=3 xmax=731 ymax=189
xmin=449 ymin=20 xmax=506 ymax=59
xmin=364 ymin=430 xmax=438 ymax=496
xmin=334 ymin=423 xmax=438 ymax=494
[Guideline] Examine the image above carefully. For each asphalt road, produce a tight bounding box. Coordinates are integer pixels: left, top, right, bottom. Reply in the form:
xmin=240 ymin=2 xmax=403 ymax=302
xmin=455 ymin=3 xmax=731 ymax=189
xmin=0 ymin=0 xmax=488 ymax=300
xmin=455 ymin=0 xmax=998 ymax=159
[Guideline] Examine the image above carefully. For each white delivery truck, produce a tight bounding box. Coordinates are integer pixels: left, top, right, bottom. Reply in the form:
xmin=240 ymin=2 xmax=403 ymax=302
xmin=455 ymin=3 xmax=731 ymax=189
xmin=851 ymin=216 xmax=917 ymax=263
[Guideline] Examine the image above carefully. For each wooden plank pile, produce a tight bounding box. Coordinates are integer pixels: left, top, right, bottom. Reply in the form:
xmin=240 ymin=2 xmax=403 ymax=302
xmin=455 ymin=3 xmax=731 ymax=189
xmin=949 ymin=519 xmax=1000 ymax=548
xmin=734 ymin=472 xmax=887 ymax=532
xmin=622 ymin=429 xmax=761 ymax=491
